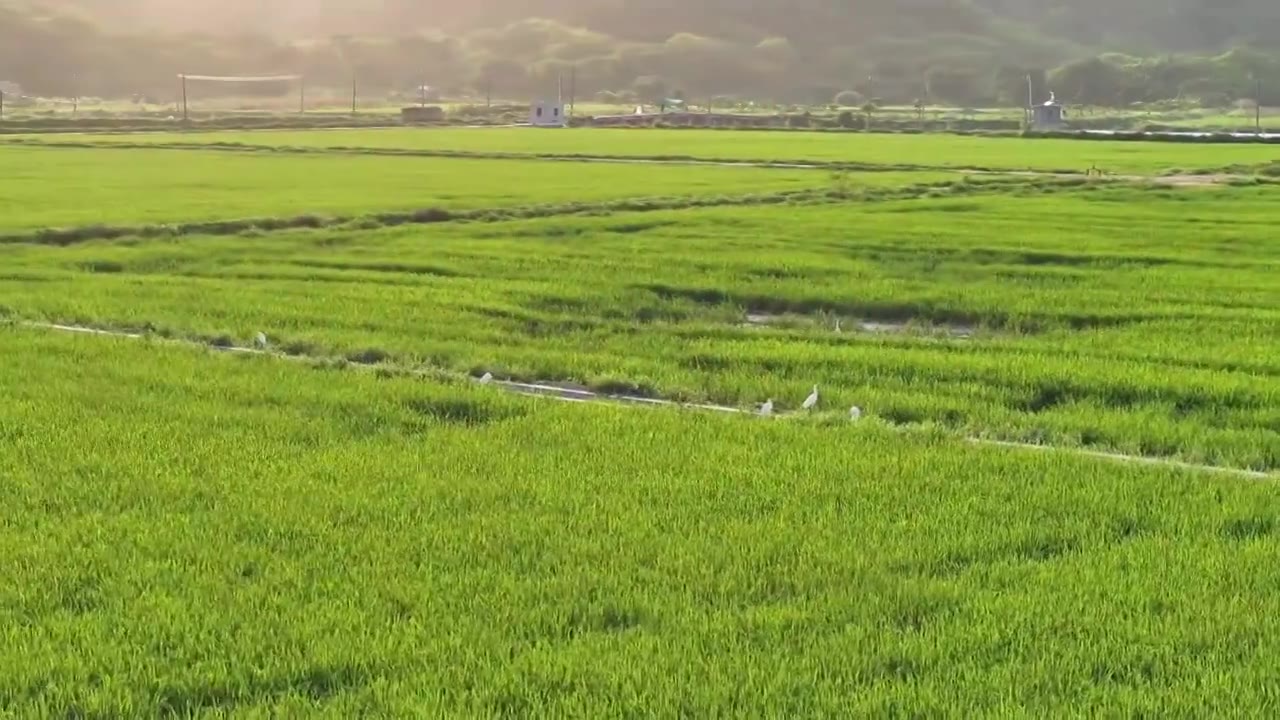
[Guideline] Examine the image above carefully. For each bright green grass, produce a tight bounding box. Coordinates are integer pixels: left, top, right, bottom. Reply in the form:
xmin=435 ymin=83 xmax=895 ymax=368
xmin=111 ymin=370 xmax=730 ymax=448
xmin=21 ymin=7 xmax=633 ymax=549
xmin=0 ymin=145 xmax=904 ymax=232
xmin=3 ymin=185 xmax=1276 ymax=470
xmin=5 ymin=328 xmax=1280 ymax=716
xmin=13 ymin=126 xmax=1280 ymax=174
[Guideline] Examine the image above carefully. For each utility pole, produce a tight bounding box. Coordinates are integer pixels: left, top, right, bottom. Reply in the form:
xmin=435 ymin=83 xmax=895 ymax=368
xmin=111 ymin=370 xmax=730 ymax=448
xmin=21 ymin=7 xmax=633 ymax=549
xmin=569 ymin=66 xmax=576 ymax=118
xmin=1026 ymin=73 xmax=1034 ymax=126
xmin=180 ymin=74 xmax=188 ymax=121
xmin=299 ymin=77 xmax=306 ymax=114
xmin=351 ymin=74 xmax=357 ymax=115
xmin=0 ymin=89 xmax=4 ymax=121
xmin=1257 ymin=77 xmax=1263 ymax=134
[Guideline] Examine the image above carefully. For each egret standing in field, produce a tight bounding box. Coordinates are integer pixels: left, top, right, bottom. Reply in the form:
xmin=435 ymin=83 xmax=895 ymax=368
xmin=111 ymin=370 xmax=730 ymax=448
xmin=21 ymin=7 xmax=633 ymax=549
xmin=760 ymin=399 xmax=774 ymax=417
xmin=254 ymin=332 xmax=268 ymax=350
xmin=834 ymin=318 xmax=843 ymax=334
xmin=802 ymin=385 xmax=820 ymax=411
xmin=849 ymin=405 xmax=863 ymax=421
xmin=479 ymin=372 xmax=494 ymax=385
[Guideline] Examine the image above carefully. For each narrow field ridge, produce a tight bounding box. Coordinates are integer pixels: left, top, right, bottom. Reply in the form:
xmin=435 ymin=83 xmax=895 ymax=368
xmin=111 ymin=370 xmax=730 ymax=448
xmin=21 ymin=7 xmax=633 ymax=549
xmin=0 ymin=176 xmax=1072 ymax=246
xmin=4 ymin=138 xmax=1266 ymax=184
xmin=15 ymin=320 xmax=1272 ymax=481
xmin=0 ymin=190 xmax=820 ymax=246
xmin=0 ymin=137 xmax=1076 ymax=175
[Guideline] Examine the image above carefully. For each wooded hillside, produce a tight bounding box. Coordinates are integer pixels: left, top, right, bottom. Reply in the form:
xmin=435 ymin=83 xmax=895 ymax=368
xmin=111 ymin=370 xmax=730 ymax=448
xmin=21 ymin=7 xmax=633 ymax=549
xmin=3 ymin=0 xmax=1278 ymax=106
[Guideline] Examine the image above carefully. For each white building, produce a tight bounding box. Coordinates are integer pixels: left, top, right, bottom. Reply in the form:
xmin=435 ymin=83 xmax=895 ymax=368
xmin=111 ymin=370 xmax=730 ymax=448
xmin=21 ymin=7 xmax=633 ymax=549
xmin=1030 ymin=92 xmax=1065 ymax=130
xmin=529 ymin=99 xmax=566 ymax=127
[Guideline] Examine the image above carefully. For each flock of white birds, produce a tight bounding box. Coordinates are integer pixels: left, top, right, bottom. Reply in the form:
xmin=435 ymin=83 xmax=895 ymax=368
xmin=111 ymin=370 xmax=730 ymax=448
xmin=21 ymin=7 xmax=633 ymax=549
xmin=761 ymin=386 xmax=863 ymax=421
xmin=753 ymin=319 xmax=861 ymax=420
xmin=255 ymin=331 xmax=863 ymax=421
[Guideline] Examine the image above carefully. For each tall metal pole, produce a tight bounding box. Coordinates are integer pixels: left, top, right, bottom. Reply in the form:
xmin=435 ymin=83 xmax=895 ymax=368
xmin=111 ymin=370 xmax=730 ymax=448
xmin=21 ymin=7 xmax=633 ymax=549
xmin=569 ymin=66 xmax=576 ymax=118
xmin=352 ymin=74 xmax=357 ymax=115
xmin=1257 ymin=77 xmax=1263 ymax=134
xmin=181 ymin=74 xmax=188 ymax=121
xmin=1026 ymin=73 xmax=1034 ymax=125
xmin=0 ymin=89 xmax=5 ymax=121
xmin=922 ymin=71 xmax=930 ymax=129
xmin=299 ymin=77 xmax=305 ymax=114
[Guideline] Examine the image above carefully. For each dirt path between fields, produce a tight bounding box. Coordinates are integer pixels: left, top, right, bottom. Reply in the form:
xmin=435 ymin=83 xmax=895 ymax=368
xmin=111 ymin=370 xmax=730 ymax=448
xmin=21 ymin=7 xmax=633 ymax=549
xmin=13 ymin=321 xmax=1272 ymax=481
xmin=1150 ymin=174 xmax=1239 ymax=187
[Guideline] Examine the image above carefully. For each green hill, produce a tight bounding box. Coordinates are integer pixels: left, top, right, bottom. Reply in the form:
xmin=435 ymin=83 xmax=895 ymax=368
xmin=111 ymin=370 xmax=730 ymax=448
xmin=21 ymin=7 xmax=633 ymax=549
xmin=2 ymin=0 xmax=1277 ymax=106
xmin=974 ymin=0 xmax=1279 ymax=53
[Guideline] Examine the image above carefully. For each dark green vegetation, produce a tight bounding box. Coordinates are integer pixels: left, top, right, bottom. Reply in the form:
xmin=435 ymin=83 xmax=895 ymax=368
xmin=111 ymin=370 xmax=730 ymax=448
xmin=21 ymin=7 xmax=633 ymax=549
xmin=4 ymin=0 xmax=1279 ymax=107
xmin=5 ymin=328 xmax=1280 ymax=715
xmin=3 ymin=181 xmax=1276 ymax=471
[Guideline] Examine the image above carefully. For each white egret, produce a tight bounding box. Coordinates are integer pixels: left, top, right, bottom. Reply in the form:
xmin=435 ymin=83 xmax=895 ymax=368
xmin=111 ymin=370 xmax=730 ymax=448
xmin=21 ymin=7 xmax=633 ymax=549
xmin=802 ymin=385 xmax=819 ymax=410
xmin=849 ymin=405 xmax=863 ymax=421
xmin=479 ymin=372 xmax=494 ymax=385
xmin=760 ymin=399 xmax=774 ymax=417
xmin=254 ymin=332 xmax=268 ymax=349
xmin=834 ymin=318 xmax=843 ymax=334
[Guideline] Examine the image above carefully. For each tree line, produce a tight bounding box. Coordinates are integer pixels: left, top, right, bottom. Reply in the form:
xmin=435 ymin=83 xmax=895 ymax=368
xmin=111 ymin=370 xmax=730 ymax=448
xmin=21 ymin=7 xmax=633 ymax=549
xmin=3 ymin=4 xmax=1279 ymax=108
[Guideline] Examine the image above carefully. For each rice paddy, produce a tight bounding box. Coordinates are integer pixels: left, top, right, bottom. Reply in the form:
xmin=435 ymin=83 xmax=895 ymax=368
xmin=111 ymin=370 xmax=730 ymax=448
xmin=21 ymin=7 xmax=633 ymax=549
xmin=0 ymin=144 xmax=884 ymax=233
xmin=1 ymin=125 xmax=1278 ymax=715
xmin=12 ymin=125 xmax=1280 ymax=174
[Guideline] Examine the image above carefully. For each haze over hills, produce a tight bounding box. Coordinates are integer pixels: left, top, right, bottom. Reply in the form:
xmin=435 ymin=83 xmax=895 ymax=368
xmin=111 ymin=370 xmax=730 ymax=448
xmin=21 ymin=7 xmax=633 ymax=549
xmin=3 ymin=0 xmax=1279 ymax=106
xmin=973 ymin=0 xmax=1277 ymax=53
xmin=27 ymin=0 xmax=1280 ymax=51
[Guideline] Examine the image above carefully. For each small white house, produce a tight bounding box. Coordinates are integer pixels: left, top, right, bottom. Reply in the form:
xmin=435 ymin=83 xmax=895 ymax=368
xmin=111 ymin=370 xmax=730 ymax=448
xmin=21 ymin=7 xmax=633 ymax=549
xmin=1030 ymin=92 xmax=1065 ymax=130
xmin=529 ymin=99 xmax=566 ymax=127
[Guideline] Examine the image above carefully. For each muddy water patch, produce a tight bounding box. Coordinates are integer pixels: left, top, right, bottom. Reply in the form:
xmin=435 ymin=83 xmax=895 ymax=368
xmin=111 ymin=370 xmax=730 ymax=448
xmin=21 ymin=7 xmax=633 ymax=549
xmin=643 ymin=284 xmax=986 ymax=337
xmin=742 ymin=312 xmax=979 ymax=339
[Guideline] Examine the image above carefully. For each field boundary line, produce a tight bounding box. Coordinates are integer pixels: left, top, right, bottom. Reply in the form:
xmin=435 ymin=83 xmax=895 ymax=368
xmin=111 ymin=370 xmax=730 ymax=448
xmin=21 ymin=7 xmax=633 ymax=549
xmin=12 ymin=320 xmax=1273 ymax=482
xmin=4 ymin=138 xmax=1265 ymax=185
xmin=0 ymin=176 xmax=1078 ymax=247
xmin=22 ymin=322 xmax=750 ymax=416
xmin=966 ymin=439 xmax=1271 ymax=480
xmin=0 ymin=137 xmax=1084 ymax=175
xmin=0 ymin=190 xmax=825 ymax=246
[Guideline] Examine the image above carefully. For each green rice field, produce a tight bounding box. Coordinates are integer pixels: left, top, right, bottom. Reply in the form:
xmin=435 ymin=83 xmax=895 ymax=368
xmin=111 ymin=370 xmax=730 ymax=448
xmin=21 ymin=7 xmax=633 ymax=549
xmin=3 ymin=328 xmax=1280 ymax=716
xmin=0 ymin=144 xmax=893 ymax=233
xmin=1 ymin=126 xmax=1278 ymax=715
xmin=11 ymin=126 xmax=1280 ymax=174
xmin=4 ymin=185 xmax=1276 ymax=470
